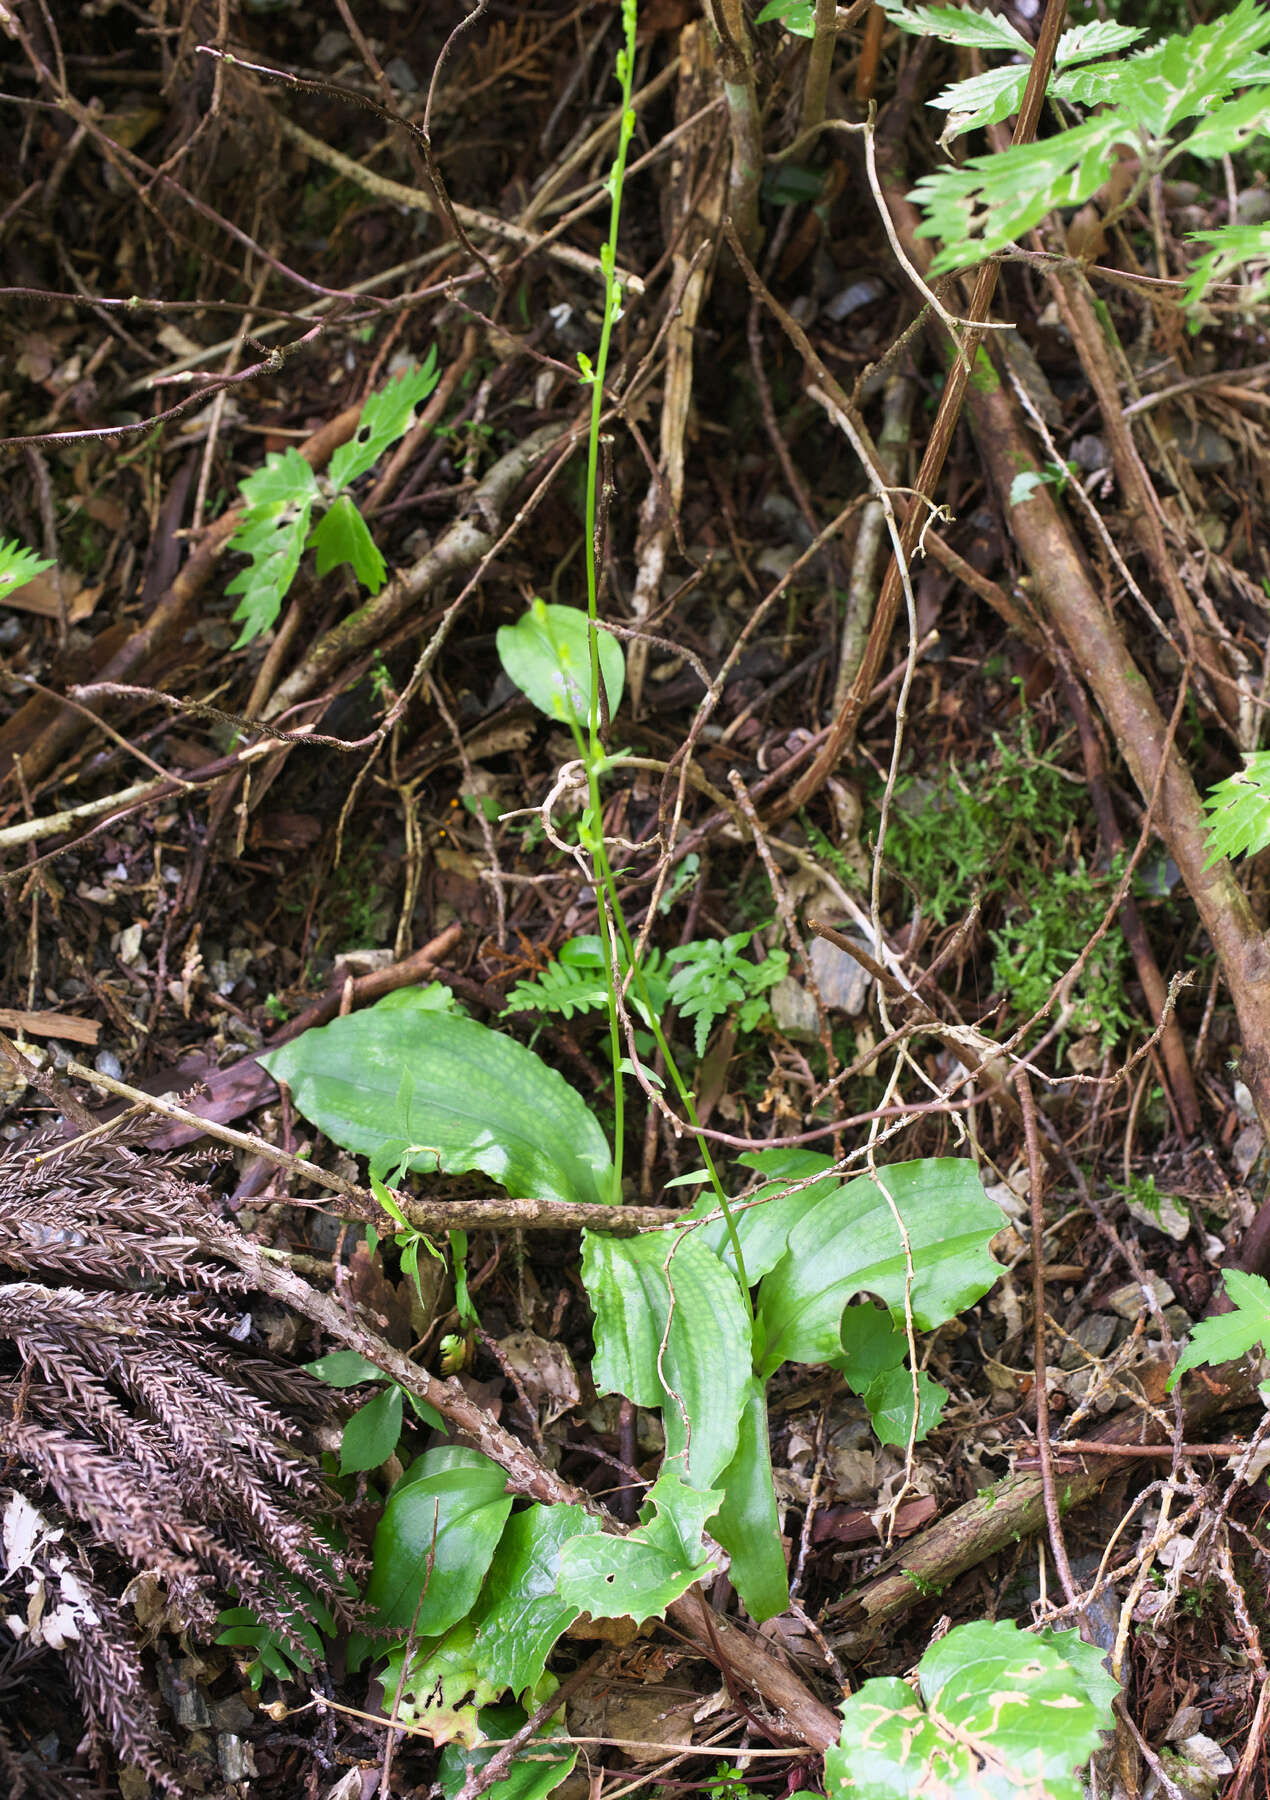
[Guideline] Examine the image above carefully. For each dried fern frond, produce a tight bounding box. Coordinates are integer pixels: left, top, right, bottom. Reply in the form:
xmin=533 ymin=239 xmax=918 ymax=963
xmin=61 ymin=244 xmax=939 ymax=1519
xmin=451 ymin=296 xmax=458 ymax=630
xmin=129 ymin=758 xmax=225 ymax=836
xmin=0 ymin=1123 xmax=359 ymax=1791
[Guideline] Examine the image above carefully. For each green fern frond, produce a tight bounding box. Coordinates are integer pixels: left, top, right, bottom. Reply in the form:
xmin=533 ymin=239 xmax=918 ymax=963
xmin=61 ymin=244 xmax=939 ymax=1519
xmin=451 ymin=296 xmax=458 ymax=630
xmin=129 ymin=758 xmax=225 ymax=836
xmin=1203 ymin=752 xmax=1270 ymax=867
xmin=503 ymin=939 xmax=668 ymax=1022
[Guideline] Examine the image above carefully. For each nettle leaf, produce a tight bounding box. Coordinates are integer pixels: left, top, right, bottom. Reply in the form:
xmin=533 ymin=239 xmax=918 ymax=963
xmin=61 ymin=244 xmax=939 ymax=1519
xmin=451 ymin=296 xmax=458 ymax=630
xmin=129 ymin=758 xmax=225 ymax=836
xmin=497 ymin=600 xmax=625 ymax=729
xmin=1168 ymin=1268 xmax=1270 ymax=1391
xmin=308 ymin=493 xmax=387 ymax=592
xmin=754 ymin=1159 xmax=1004 ymax=1377
xmin=329 ymin=348 xmax=440 ymax=491
xmin=879 ymin=0 xmax=1029 ymax=52
xmin=933 ymin=65 xmax=1030 ymax=143
xmin=912 ymin=118 xmax=1130 ymax=274
xmin=0 ymin=537 xmax=56 ymax=603
xmin=709 ymin=1376 xmax=788 ymax=1622
xmin=556 ymin=1470 xmax=720 ymax=1624
xmin=581 ymin=1228 xmax=751 ymax=1489
xmin=468 ymin=1503 xmax=601 ymax=1698
xmin=226 ymin=448 xmax=320 ymax=646
xmin=340 ymin=1383 xmax=403 ymax=1474
xmin=1202 ymin=751 xmax=1270 ymax=866
xmin=1055 ymin=20 xmax=1145 ymax=64
xmin=1185 ymin=85 xmax=1270 ymax=159
xmin=262 ymin=989 xmax=616 ymax=1208
xmin=1184 ymin=223 xmax=1270 ymax=307
xmin=355 ymin=1447 xmax=513 ymax=1657
xmin=439 ymin=1706 xmax=576 ymax=1800
xmin=826 ymin=1620 xmax=1118 ymax=1800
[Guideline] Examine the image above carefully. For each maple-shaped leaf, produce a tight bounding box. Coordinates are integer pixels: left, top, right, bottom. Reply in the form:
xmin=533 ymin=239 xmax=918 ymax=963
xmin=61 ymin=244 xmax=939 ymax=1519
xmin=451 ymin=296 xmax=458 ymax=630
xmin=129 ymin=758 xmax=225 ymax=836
xmin=225 ymin=448 xmax=320 ymax=646
xmin=328 ymin=348 xmax=440 ymax=492
xmin=308 ymin=494 xmax=387 ymax=592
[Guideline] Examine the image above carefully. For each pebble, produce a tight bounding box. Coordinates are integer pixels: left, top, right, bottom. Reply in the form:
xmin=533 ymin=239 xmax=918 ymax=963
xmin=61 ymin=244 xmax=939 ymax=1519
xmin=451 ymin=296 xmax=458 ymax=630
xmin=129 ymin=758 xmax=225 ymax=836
xmin=1106 ymin=1277 xmax=1175 ymax=1320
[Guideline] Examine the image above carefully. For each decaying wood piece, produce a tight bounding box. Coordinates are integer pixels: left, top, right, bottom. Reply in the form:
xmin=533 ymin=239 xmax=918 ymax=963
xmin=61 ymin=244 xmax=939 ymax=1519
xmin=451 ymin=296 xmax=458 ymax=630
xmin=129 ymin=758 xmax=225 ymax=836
xmin=829 ymin=1356 xmax=1259 ymax=1657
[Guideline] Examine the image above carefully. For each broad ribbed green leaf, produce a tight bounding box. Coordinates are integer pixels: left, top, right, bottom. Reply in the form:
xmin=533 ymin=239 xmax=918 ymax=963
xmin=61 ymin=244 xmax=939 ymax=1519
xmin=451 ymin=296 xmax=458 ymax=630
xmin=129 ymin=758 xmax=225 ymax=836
xmin=826 ymin=1621 xmax=1118 ymax=1800
xmin=262 ymin=990 xmax=615 ymax=1207
xmin=581 ymin=1228 xmax=750 ymax=1488
xmin=556 ymin=1472 xmax=719 ymax=1624
xmin=356 ymin=1447 xmax=512 ymax=1652
xmin=497 ymin=600 xmax=624 ymax=729
xmin=754 ymin=1160 xmax=1003 ymax=1376
xmin=469 ymin=1504 xmax=600 ymax=1698
xmin=691 ymin=1148 xmax=839 ymax=1284
xmin=709 ymin=1377 xmax=788 ymax=1622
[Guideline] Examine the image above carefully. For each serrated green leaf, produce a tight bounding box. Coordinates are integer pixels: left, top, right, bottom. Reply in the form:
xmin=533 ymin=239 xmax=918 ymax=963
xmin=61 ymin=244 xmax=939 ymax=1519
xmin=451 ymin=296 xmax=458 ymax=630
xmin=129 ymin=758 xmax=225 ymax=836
xmin=503 ymin=939 xmax=668 ymax=1024
xmin=354 ymin=1446 xmax=513 ymax=1660
xmin=754 ymin=1160 xmax=1004 ymax=1377
xmin=1055 ymin=21 xmax=1145 ymax=64
xmin=1203 ymin=752 xmax=1270 ymax=866
xmin=226 ymin=448 xmax=319 ymax=645
xmin=709 ymin=1376 xmax=788 ymax=1622
xmin=496 ymin=600 xmax=625 ymax=729
xmin=308 ymin=494 xmax=387 ymax=592
xmin=305 ymin=1349 xmax=386 ymax=1387
xmin=556 ymin=1471 xmax=721 ymax=1624
xmin=879 ymin=0 xmax=1029 ymax=53
xmin=1167 ymin=1268 xmax=1270 ymax=1391
xmin=932 ymin=65 xmax=1031 ymax=143
xmin=262 ymin=989 xmax=616 ymax=1208
xmin=1184 ymin=85 xmax=1270 ymax=159
xmin=913 ymin=118 xmax=1130 ymax=275
xmin=438 ymin=1706 xmax=576 ymax=1800
xmin=329 ymin=349 xmax=440 ymax=491
xmin=468 ymin=1504 xmax=601 ymax=1697
xmin=1183 ymin=223 xmax=1270 ymax=307
xmin=581 ymin=1227 xmax=751 ymax=1489
xmin=826 ymin=1620 xmax=1118 ymax=1800
xmin=0 ymin=537 xmax=56 ymax=603
xmin=340 ymin=1383 xmax=403 ymax=1473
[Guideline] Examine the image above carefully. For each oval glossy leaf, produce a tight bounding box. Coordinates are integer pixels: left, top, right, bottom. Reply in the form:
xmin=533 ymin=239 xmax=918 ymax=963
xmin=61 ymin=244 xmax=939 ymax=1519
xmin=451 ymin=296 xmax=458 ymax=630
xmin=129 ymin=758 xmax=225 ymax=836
xmin=340 ymin=1383 xmax=403 ymax=1474
xmin=709 ymin=1377 xmax=788 ymax=1623
xmin=581 ymin=1228 xmax=750 ymax=1488
xmin=360 ymin=1446 xmax=513 ymax=1643
xmin=262 ymin=991 xmax=615 ymax=1208
xmin=305 ymin=1349 xmax=386 ymax=1388
xmin=468 ymin=1503 xmax=601 ymax=1698
xmin=825 ymin=1620 xmax=1118 ymax=1800
xmin=496 ymin=600 xmax=624 ymax=728
xmin=754 ymin=1159 xmax=1004 ymax=1376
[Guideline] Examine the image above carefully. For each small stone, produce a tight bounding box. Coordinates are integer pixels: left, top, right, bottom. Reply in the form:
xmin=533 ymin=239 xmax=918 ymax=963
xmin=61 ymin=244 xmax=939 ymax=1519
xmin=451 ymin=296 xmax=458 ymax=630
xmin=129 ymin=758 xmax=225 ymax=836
xmin=1059 ymin=1313 xmax=1117 ymax=1369
xmin=216 ymin=1733 xmax=257 ymax=1782
xmin=808 ymin=934 xmax=872 ymax=1015
xmin=769 ymin=976 xmax=819 ymax=1041
xmin=1125 ymin=1186 xmax=1191 ymax=1242
xmin=1106 ymin=1277 xmax=1175 ymax=1320
xmin=94 ymin=1048 xmax=123 ymax=1080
